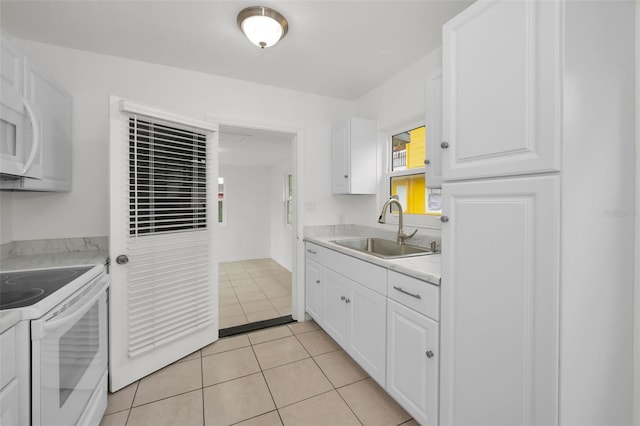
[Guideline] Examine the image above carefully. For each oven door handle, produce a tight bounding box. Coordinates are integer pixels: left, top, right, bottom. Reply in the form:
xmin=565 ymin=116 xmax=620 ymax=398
xmin=32 ymin=280 xmax=107 ymax=339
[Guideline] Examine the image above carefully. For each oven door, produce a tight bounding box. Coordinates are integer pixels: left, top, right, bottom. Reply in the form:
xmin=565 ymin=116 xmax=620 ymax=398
xmin=30 ymin=272 xmax=108 ymax=426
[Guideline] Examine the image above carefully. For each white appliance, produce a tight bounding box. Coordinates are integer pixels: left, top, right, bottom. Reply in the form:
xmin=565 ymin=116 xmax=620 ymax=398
xmin=0 ymin=37 xmax=42 ymax=180
xmin=0 ymin=97 xmax=41 ymax=180
xmin=1 ymin=264 xmax=109 ymax=425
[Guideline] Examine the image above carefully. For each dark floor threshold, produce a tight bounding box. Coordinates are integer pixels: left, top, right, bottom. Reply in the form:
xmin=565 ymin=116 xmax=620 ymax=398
xmin=219 ymin=315 xmax=295 ymax=338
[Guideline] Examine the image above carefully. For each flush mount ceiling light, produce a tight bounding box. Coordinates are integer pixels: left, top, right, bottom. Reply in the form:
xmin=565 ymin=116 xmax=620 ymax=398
xmin=237 ymin=6 xmax=288 ymax=49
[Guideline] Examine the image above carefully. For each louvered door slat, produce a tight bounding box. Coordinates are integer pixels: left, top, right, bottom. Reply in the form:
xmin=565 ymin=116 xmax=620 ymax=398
xmin=126 ymin=115 xmax=214 ymax=358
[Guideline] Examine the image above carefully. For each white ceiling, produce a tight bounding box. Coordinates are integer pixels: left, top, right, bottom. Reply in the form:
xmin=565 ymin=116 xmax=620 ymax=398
xmin=0 ymin=0 xmax=473 ymax=101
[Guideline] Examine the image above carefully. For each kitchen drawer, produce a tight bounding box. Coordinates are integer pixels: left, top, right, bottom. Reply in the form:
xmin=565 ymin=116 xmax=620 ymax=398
xmin=305 ymin=242 xmax=386 ymax=295
xmin=387 ymin=271 xmax=439 ymax=321
xmin=0 ymin=326 xmax=16 ymax=389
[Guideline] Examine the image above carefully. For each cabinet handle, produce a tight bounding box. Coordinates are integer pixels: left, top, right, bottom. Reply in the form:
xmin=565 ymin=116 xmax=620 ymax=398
xmin=345 ymin=298 xmax=351 ymax=304
xmin=393 ymin=286 xmax=422 ymax=299
xmin=22 ymin=98 xmax=40 ymax=174
xmin=426 ymin=350 xmax=434 ymax=358
xmin=340 ymin=295 xmax=346 ymax=301
xmin=441 ymin=141 xmax=449 ymax=149
xmin=316 ymin=280 xmax=320 ymax=284
xmin=306 ymin=249 xmax=317 ymax=254
xmin=440 ymin=216 xmax=449 ymax=223
xmin=424 ymin=159 xmax=430 ymax=165
xmin=344 ymin=174 xmax=349 ymax=179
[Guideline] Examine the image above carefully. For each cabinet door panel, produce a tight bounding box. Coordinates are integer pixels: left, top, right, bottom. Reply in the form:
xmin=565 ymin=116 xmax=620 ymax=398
xmin=0 ymin=379 xmax=20 ymax=426
xmin=348 ymin=281 xmax=386 ymax=386
xmin=331 ymin=123 xmax=349 ymax=194
xmin=19 ymin=59 xmax=71 ymax=191
xmin=440 ymin=175 xmax=560 ymax=426
xmin=442 ymin=0 xmax=561 ymax=180
xmin=0 ymin=37 xmax=23 ymax=112
xmin=305 ymin=259 xmax=323 ymax=324
xmin=387 ymin=299 xmax=438 ymax=426
xmin=322 ymin=269 xmax=349 ymax=346
xmin=425 ymin=69 xmax=443 ymax=188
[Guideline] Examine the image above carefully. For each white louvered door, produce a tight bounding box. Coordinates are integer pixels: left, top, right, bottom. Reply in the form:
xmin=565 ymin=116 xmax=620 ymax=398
xmin=109 ymin=97 xmax=219 ymax=391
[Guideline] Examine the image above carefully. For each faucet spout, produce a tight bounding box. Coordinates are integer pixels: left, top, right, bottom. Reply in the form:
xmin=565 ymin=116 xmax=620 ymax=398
xmin=377 ymin=197 xmax=417 ymax=245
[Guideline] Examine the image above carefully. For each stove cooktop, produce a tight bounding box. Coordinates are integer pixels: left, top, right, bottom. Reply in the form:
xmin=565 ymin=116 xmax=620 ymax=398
xmin=0 ymin=265 xmax=95 ymax=310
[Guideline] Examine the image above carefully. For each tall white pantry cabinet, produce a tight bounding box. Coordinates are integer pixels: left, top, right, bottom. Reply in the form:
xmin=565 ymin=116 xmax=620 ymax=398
xmin=439 ymin=1 xmax=635 ymax=425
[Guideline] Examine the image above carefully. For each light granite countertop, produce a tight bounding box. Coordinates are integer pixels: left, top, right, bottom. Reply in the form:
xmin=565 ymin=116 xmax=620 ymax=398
xmin=0 ymin=237 xmax=109 ymax=332
xmin=0 ymin=250 xmax=109 ymax=272
xmin=304 ymin=224 xmax=441 ymax=286
xmin=0 ymin=236 xmax=109 ymax=272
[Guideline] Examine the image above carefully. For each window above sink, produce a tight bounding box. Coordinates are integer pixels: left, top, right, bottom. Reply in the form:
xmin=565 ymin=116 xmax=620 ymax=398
xmin=383 ymin=122 xmax=442 ymax=230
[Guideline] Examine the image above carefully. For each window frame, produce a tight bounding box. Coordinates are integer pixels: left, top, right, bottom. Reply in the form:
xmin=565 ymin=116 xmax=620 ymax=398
xmin=383 ymin=121 xmax=442 ymax=230
xmin=284 ymin=173 xmax=293 ymax=228
xmin=217 ymin=176 xmax=227 ymax=226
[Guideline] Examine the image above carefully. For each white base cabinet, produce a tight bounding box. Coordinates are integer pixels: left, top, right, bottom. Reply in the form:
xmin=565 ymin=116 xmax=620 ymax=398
xmin=387 ymin=299 xmax=439 ymax=426
xmin=305 ymin=243 xmax=387 ymax=386
xmin=0 ymin=322 xmax=29 ymax=425
xmin=305 ymin=242 xmax=441 ymax=423
xmin=441 ymin=175 xmax=560 ymax=425
xmin=304 ymin=258 xmax=323 ymax=323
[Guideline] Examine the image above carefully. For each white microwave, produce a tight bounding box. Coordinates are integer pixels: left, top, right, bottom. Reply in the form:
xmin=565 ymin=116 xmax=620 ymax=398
xmin=1 ymin=36 xmax=43 ymax=180
xmin=0 ymin=101 xmax=42 ymax=179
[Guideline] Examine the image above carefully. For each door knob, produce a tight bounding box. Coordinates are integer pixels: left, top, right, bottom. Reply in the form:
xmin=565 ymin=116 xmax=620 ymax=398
xmin=116 ymin=254 xmax=129 ymax=265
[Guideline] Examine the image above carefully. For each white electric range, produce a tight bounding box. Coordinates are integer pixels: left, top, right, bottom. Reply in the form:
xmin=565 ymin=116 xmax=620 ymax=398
xmin=0 ymin=264 xmax=109 ymax=425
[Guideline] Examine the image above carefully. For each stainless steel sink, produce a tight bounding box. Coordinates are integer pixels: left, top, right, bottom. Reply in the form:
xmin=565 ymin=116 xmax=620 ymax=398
xmin=331 ymin=237 xmax=434 ymax=259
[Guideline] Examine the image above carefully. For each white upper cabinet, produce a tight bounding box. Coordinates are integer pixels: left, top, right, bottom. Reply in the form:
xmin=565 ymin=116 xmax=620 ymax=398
xmin=17 ymin=59 xmax=72 ymax=191
xmin=425 ymin=69 xmax=443 ymax=189
xmin=1 ymin=38 xmax=23 ymax=113
xmin=442 ymin=1 xmax=561 ymax=181
xmin=331 ymin=117 xmax=377 ymax=194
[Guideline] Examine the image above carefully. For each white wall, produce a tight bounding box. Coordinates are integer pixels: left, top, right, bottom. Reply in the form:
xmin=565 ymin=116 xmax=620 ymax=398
xmin=0 ymin=195 xmax=12 ymax=244
xmin=270 ymin=159 xmax=293 ymax=271
xmin=354 ymin=48 xmax=443 ymax=235
xmin=635 ymin=2 xmax=640 ymax=424
xmin=217 ymin=165 xmax=271 ymax=263
xmin=0 ymin=37 xmax=376 ymax=243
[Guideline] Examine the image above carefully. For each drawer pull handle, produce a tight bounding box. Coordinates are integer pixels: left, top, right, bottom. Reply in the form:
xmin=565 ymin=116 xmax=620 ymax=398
xmin=393 ymin=286 xmax=422 ymax=299
xmin=307 ymin=249 xmax=317 ymax=254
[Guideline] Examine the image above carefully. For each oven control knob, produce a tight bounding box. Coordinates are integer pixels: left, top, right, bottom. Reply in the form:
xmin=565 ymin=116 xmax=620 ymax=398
xmin=116 ymin=254 xmax=129 ymax=265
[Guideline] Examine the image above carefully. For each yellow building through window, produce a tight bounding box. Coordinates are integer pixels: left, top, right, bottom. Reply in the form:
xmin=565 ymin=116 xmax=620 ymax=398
xmin=390 ymin=126 xmax=431 ymax=215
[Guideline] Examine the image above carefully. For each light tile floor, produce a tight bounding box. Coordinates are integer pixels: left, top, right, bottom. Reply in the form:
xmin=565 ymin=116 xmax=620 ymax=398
xmin=219 ymin=259 xmax=292 ymax=328
xmin=100 ymin=321 xmax=417 ymax=426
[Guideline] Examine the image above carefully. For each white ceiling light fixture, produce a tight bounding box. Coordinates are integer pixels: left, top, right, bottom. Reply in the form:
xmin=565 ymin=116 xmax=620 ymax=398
xmin=237 ymin=6 xmax=288 ymax=49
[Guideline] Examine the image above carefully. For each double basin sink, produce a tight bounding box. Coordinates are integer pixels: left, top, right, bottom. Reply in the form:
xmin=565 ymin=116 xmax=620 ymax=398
xmin=331 ymin=237 xmax=435 ymax=259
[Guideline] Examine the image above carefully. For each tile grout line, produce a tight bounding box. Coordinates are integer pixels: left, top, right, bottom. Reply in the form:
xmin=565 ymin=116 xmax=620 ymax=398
xmin=292 ymin=330 xmax=367 ymax=425
xmin=199 ymin=349 xmax=205 ymax=426
xmin=248 ymin=336 xmax=286 ymax=425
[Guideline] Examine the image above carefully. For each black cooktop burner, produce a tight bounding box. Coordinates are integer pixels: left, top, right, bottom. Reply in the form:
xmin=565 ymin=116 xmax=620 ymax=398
xmin=0 ymin=265 xmax=94 ymax=310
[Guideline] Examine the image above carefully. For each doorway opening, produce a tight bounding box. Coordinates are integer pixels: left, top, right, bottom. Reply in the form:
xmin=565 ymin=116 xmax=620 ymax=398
xmin=216 ymin=125 xmax=296 ymax=333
